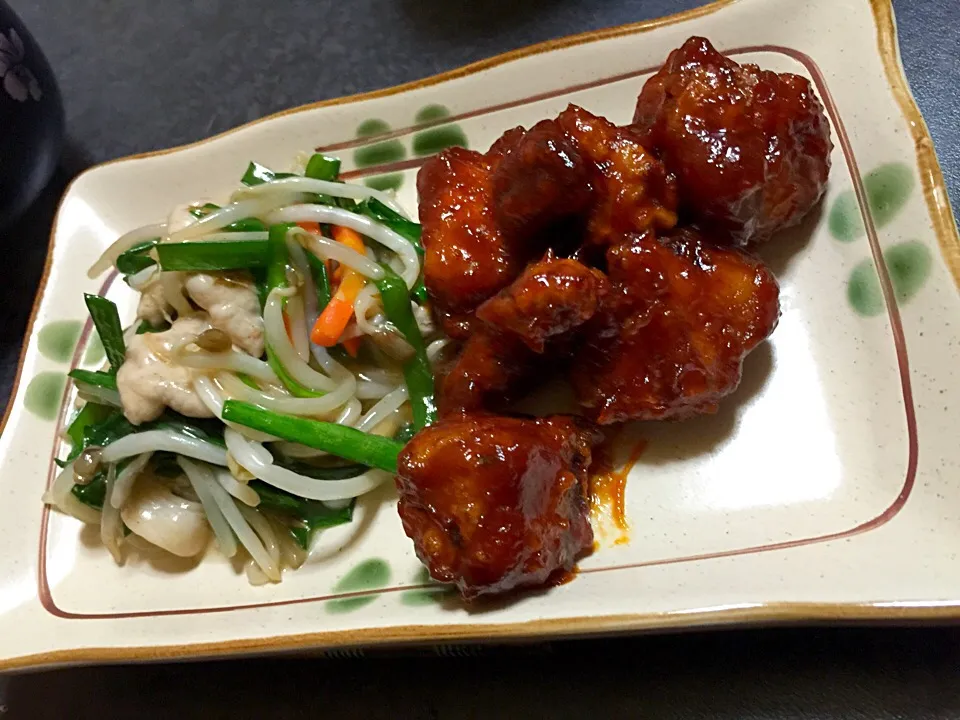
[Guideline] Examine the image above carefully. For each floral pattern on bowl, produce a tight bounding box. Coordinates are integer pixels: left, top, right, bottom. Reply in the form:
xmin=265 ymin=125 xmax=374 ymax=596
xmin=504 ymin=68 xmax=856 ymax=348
xmin=0 ymin=28 xmax=41 ymax=102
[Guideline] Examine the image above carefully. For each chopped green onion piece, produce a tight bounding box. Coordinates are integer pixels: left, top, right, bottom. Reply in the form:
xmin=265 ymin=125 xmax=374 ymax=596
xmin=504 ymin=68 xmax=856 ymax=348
xmin=375 ymin=266 xmax=436 ymax=429
xmin=266 ymin=223 xmax=294 ymax=290
xmin=226 ymin=217 xmax=269 ymax=233
xmin=65 ymin=408 xmax=225 ymax=469
xmin=84 ymin=294 xmax=126 ymax=372
xmin=356 ymin=198 xmax=429 ymax=302
xmin=265 ymin=353 xmax=324 ymax=398
xmin=393 ymin=423 xmax=416 ymax=444
xmin=65 ymin=403 xmax=114 ymax=453
xmin=222 ymin=401 xmax=403 ymax=472
xmin=252 ymin=268 xmax=270 ymax=310
xmin=357 ymin=198 xmax=423 ymax=255
xmin=251 ymin=480 xmax=354 ymax=549
xmin=136 ymin=319 xmax=170 ymax=334
xmin=188 ymin=202 xmax=221 ymax=218
xmin=71 ymin=458 xmax=133 ymax=511
xmin=304 ymin=153 xmax=342 ymax=181
xmin=272 ymin=456 xmax=369 ymax=480
xmin=156 ymin=240 xmax=270 ymax=271
xmin=189 ymin=203 xmax=267 ymax=232
xmin=306 ymin=252 xmax=331 ymax=310
xmin=287 ymin=526 xmax=312 ymax=550
xmin=251 ymin=479 xmax=354 ymax=519
xmin=115 ymin=238 xmax=159 ymax=275
xmin=154 ymin=416 xmax=226 ymax=447
xmin=411 ymin=283 xmax=428 ymax=304
xmin=68 ymin=369 xmax=118 ymax=391
xmin=236 ymin=373 xmax=260 ymax=390
xmin=241 ymin=161 xmax=296 ymax=187
xmin=72 ymin=471 xmax=107 ymax=509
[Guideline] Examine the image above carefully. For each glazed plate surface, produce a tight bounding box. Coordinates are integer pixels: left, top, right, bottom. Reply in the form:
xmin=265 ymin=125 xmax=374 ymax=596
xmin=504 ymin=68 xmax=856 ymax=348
xmin=2 ymin=0 xmax=959 ymax=671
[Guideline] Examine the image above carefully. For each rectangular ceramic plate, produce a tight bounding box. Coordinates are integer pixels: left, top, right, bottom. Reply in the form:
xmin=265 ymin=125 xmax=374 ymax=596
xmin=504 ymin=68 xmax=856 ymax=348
xmin=2 ymin=0 xmax=958 ymax=672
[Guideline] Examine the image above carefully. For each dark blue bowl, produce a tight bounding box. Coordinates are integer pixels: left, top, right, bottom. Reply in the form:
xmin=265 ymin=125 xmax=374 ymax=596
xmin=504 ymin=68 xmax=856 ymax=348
xmin=0 ymin=1 xmax=63 ymax=229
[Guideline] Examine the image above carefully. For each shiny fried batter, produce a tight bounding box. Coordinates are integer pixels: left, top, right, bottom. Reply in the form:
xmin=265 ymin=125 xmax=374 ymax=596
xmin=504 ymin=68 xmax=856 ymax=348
xmin=437 ymin=329 xmax=534 ymax=417
xmin=418 ymin=141 xmax=527 ymax=340
xmin=419 ymin=105 xmax=680 ymax=340
xmin=572 ymin=229 xmax=780 ymax=424
xmin=554 ymin=105 xmax=679 ymax=247
xmin=477 ymin=255 xmax=609 ymax=353
xmin=633 ymin=37 xmax=832 ymax=245
xmin=492 ymin=119 xmax=596 ymax=244
xmin=396 ymin=414 xmax=600 ymax=599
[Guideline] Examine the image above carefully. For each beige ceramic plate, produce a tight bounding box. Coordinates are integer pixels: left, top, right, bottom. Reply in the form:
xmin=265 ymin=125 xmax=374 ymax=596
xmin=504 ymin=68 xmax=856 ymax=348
xmin=1 ymin=0 xmax=958 ymax=672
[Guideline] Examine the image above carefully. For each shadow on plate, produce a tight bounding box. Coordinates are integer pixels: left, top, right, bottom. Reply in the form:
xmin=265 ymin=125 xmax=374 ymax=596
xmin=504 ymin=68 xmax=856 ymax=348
xmin=755 ymin=197 xmax=824 ymax=277
xmin=78 ymin=522 xmax=204 ymax=574
xmin=633 ymin=340 xmax=775 ymax=467
xmin=308 ymin=480 xmax=398 ymax=564
xmin=511 ymin=336 xmax=775 ymax=463
xmin=428 ymin=578 xmax=556 ymax=616
xmin=75 ymin=479 xmax=400 ymax=577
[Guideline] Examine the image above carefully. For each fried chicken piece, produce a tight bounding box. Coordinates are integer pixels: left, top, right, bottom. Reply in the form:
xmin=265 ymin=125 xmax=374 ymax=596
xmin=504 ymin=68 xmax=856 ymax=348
xmin=440 ymin=255 xmax=609 ymax=415
xmin=492 ymin=119 xmax=596 ymax=245
xmin=476 ymin=254 xmax=609 ymax=353
xmin=554 ymin=104 xmax=679 ymax=248
xmin=396 ymin=414 xmax=600 ymax=599
xmin=633 ymin=36 xmax=832 ymax=245
xmin=438 ymin=329 xmax=535 ymax=417
xmin=417 ymin=129 xmax=529 ymax=339
xmin=420 ymin=105 xmax=681 ymax=341
xmin=572 ymin=229 xmax=780 ymax=424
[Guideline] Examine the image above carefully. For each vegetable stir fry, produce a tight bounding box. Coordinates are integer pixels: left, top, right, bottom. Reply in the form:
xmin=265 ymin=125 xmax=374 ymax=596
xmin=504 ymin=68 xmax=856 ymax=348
xmin=44 ymin=154 xmax=443 ymax=584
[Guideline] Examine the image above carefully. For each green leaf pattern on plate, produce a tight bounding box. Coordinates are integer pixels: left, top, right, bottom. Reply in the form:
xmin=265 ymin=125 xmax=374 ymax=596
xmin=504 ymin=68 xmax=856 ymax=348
xmin=846 ymin=240 xmax=933 ymax=317
xmin=830 ymin=162 xmax=932 ymax=314
xmin=24 ymin=371 xmax=67 ymax=421
xmin=325 ymin=558 xmax=392 ymax=614
xmin=345 ymin=105 xmax=470 ymax=192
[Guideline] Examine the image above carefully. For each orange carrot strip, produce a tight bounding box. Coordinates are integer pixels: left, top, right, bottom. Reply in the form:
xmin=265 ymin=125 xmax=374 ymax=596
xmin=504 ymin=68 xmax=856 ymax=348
xmin=310 ymin=226 xmax=369 ymax=345
xmin=310 ymin=271 xmax=366 ymax=346
xmin=342 ymin=336 xmax=362 ymax=357
xmin=332 ymin=225 xmax=366 ymax=253
xmin=297 ymin=221 xmax=321 ymax=234
xmin=331 ymin=226 xmax=364 ymax=281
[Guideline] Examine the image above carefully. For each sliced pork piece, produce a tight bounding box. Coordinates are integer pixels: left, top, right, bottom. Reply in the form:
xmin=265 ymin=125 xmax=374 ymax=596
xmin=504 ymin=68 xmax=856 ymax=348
xmin=184 ymin=272 xmax=264 ymax=357
xmin=116 ymin=316 xmax=215 ymax=424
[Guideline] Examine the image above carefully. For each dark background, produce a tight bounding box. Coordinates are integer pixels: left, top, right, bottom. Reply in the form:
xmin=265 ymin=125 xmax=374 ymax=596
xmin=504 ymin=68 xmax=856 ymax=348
xmin=3 ymin=0 xmax=960 ymax=716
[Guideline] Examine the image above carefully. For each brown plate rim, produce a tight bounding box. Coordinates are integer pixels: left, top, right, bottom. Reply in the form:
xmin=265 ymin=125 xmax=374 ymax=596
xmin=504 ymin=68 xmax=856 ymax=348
xmin=1 ymin=0 xmax=958 ymax=672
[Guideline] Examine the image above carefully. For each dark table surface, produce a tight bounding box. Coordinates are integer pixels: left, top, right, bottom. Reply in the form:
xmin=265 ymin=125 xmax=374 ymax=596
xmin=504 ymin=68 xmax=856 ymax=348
xmin=3 ymin=0 xmax=960 ymax=717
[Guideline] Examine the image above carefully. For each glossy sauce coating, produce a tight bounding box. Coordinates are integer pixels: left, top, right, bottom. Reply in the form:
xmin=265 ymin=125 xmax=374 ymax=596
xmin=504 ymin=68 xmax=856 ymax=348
xmin=418 ymin=104 xmax=680 ymax=341
xmin=492 ymin=118 xmax=597 ymax=244
xmin=396 ymin=414 xmax=600 ymax=599
xmin=406 ymin=37 xmax=828 ymax=600
xmin=437 ymin=329 xmax=535 ymax=417
xmin=476 ymin=255 xmax=609 ymax=353
xmin=572 ymin=229 xmax=780 ymax=423
xmin=632 ymin=37 xmax=832 ymax=245
xmin=555 ymin=105 xmax=679 ymax=247
xmin=418 ymin=142 xmax=526 ymax=339
xmin=590 ymin=435 xmax=648 ymax=547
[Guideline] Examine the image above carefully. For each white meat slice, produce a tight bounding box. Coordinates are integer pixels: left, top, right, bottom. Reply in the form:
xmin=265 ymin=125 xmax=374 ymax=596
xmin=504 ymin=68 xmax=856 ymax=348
xmin=136 ymin=278 xmax=171 ymax=327
xmin=116 ymin=316 xmax=215 ymax=424
xmin=120 ymin=481 xmax=211 ymax=557
xmin=184 ymin=272 xmax=264 ymax=357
